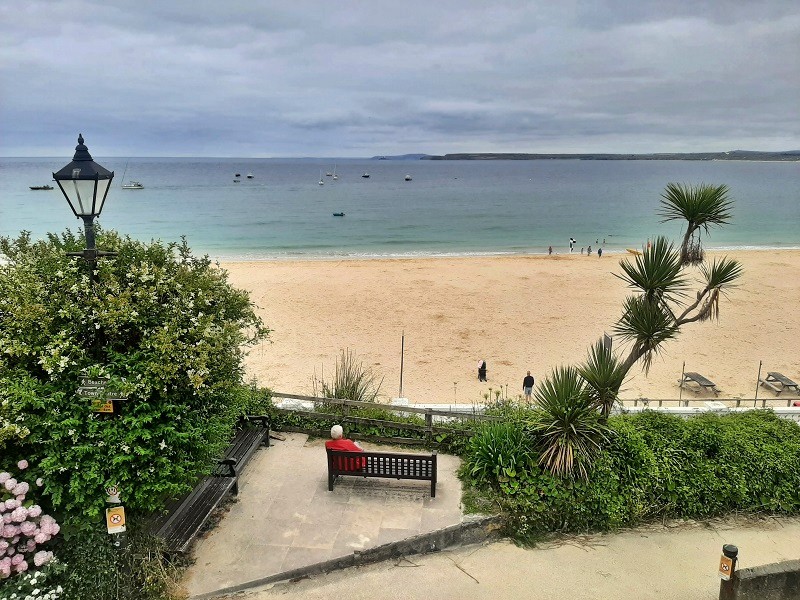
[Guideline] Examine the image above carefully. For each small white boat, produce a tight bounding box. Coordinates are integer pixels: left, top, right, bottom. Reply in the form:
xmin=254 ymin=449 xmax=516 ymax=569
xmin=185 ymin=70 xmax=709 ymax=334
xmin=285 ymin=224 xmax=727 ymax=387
xmin=246 ymin=173 xmax=254 ymax=179
xmin=404 ymin=174 xmax=412 ymax=181
xmin=332 ymin=165 xmax=338 ymax=180
xmin=318 ymin=171 xmax=324 ymax=186
xmin=122 ymin=181 xmax=144 ymax=189
xmin=362 ymin=173 xmax=370 ymax=178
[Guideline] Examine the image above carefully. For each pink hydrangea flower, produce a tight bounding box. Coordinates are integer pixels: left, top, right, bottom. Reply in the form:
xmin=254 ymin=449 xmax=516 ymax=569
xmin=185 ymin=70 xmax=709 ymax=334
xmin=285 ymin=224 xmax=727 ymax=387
xmin=27 ymin=506 xmax=42 ymax=518
xmin=11 ymin=482 xmax=29 ymax=496
xmin=4 ymin=499 xmax=18 ymax=510
xmin=3 ymin=479 xmax=17 ymax=491
xmin=10 ymin=507 xmax=28 ymax=523
xmin=10 ymin=554 xmax=22 ymax=565
xmin=33 ymin=550 xmax=52 ymax=567
xmin=0 ymin=473 xmax=10 ymax=484
xmin=19 ymin=521 xmax=36 ymax=536
xmin=35 ymin=478 xmax=44 ymax=487
xmin=34 ymin=532 xmax=50 ymax=544
xmin=13 ymin=559 xmax=27 ymax=572
xmin=16 ymin=460 xmax=28 ymax=471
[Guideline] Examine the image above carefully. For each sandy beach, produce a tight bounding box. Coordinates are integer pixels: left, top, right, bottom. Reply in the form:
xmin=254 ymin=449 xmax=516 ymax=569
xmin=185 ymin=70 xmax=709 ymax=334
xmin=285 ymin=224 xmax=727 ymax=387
xmin=223 ymin=250 xmax=800 ymax=406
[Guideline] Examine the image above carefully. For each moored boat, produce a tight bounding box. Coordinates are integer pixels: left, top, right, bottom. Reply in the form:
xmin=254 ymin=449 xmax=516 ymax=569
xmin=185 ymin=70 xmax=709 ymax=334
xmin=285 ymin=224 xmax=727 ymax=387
xmin=121 ymin=181 xmax=144 ymax=189
xmin=29 ymin=185 xmax=53 ymax=190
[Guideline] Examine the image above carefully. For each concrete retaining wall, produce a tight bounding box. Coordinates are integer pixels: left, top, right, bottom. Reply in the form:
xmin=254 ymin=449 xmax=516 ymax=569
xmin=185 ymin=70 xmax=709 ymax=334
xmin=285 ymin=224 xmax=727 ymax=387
xmin=720 ymin=559 xmax=800 ymax=600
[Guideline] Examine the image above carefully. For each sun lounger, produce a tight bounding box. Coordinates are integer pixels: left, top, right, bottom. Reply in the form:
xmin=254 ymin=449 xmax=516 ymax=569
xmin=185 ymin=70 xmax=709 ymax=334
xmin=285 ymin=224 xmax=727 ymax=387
xmin=759 ymin=372 xmax=800 ymax=395
xmin=679 ymin=372 xmax=719 ymax=394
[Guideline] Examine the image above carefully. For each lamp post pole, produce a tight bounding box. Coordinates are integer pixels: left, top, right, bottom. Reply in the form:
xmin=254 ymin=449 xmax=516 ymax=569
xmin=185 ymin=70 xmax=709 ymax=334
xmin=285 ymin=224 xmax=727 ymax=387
xmin=53 ymin=134 xmax=117 ymax=283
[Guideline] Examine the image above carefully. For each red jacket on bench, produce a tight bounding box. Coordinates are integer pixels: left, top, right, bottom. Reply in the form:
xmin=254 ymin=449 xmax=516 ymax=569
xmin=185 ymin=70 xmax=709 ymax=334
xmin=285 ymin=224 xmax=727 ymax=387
xmin=325 ymin=439 xmax=366 ymax=470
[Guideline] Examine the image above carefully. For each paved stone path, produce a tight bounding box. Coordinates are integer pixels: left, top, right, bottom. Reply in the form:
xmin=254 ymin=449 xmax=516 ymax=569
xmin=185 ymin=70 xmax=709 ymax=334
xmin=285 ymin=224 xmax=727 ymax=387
xmin=182 ymin=432 xmax=464 ymax=596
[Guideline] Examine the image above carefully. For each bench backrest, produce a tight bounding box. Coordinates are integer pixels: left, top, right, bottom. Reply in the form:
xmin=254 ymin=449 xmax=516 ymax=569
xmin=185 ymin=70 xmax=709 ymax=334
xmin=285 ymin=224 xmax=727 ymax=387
xmin=327 ymin=449 xmax=436 ymax=480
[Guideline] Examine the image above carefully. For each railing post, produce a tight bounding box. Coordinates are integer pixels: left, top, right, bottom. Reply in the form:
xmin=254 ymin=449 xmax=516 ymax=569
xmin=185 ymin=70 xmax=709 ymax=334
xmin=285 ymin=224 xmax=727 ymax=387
xmin=425 ymin=409 xmax=433 ymax=443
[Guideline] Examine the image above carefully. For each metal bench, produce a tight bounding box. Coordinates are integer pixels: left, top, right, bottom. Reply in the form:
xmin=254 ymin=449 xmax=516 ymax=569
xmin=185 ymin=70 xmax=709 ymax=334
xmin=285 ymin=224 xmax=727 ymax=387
xmin=759 ymin=372 xmax=800 ymax=396
xmin=327 ymin=449 xmax=437 ymax=498
xmin=679 ymin=372 xmax=719 ymax=394
xmin=151 ymin=415 xmax=270 ymax=553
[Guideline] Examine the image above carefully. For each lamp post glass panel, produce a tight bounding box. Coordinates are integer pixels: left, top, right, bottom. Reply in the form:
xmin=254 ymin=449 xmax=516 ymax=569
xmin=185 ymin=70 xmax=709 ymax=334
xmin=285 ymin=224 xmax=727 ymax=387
xmin=53 ymin=134 xmax=117 ymax=279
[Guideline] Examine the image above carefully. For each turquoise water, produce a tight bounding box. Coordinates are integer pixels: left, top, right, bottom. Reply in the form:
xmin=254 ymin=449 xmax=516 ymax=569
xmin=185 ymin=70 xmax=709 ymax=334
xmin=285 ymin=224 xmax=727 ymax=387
xmin=1 ymin=157 xmax=798 ymax=259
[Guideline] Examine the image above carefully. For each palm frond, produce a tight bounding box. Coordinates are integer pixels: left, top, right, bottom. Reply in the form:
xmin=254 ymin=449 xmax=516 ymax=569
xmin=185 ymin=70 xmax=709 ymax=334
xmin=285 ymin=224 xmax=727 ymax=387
xmin=658 ymin=182 xmax=733 ymax=231
xmin=615 ymin=236 xmax=687 ymax=303
xmin=578 ymin=339 xmax=627 ymax=417
xmin=699 ymin=257 xmax=744 ymax=290
xmin=614 ymin=295 xmax=679 ymax=373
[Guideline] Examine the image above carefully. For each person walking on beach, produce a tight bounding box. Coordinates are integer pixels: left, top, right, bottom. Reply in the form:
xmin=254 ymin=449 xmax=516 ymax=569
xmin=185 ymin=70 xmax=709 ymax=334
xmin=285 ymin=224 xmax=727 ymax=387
xmin=522 ymin=371 xmax=535 ymax=402
xmin=598 ymin=247 xmax=603 ymax=257
xmin=478 ymin=359 xmax=487 ymax=382
xmin=548 ymin=245 xmax=553 ymax=255
xmin=587 ymin=245 xmax=592 ymax=255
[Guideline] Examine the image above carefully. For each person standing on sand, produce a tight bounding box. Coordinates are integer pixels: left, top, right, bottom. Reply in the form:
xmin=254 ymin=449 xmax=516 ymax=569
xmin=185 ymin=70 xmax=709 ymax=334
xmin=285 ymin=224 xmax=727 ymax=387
xmin=478 ymin=359 xmax=487 ymax=382
xmin=522 ymin=371 xmax=535 ymax=401
xmin=548 ymin=245 xmax=553 ymax=255
xmin=598 ymin=247 xmax=603 ymax=257
xmin=588 ymin=245 xmax=592 ymax=255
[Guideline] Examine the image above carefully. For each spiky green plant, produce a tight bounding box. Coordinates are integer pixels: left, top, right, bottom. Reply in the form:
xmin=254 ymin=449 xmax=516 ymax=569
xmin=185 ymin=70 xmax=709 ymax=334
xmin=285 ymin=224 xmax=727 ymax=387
xmin=313 ymin=349 xmax=384 ymax=403
xmin=528 ymin=367 xmax=610 ymax=479
xmin=578 ymin=340 xmax=627 ymax=418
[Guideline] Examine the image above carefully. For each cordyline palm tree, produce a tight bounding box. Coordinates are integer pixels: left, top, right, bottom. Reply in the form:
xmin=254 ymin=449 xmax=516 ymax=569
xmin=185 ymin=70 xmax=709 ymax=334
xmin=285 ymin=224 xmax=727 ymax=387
xmin=524 ymin=184 xmax=742 ymax=480
xmin=659 ymin=183 xmax=733 ymax=265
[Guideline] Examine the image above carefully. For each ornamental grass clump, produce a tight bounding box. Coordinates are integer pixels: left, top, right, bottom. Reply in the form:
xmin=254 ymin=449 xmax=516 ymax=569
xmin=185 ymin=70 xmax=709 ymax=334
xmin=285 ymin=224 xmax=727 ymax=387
xmin=0 ymin=460 xmax=59 ymax=580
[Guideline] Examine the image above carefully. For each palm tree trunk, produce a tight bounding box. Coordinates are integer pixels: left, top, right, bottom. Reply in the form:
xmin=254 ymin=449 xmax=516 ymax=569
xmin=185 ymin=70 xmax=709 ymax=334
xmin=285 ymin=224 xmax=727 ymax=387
xmin=680 ymin=226 xmax=695 ymax=264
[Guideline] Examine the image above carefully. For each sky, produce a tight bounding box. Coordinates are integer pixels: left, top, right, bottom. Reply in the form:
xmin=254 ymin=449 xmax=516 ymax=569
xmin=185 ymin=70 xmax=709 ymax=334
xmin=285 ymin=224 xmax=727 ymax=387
xmin=1 ymin=0 xmax=799 ymax=157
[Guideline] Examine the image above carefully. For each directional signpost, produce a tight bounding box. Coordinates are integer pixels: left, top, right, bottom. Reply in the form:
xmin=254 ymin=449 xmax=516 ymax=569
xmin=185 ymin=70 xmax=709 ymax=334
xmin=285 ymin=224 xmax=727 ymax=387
xmin=76 ymin=375 xmax=127 ymax=414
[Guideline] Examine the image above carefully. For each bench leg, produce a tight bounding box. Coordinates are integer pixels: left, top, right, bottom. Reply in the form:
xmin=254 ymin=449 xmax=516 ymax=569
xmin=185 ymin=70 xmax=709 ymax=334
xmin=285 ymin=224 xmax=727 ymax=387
xmin=328 ymin=471 xmax=334 ymax=492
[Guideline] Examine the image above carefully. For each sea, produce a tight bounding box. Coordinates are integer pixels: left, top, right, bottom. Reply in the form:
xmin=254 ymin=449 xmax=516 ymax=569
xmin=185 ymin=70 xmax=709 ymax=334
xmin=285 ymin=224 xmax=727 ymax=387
xmin=1 ymin=157 xmax=798 ymax=260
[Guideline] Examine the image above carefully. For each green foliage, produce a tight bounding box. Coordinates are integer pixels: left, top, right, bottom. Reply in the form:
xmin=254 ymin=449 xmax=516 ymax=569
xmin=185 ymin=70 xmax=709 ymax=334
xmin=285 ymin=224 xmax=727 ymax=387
xmin=53 ymin=528 xmax=185 ymax=600
xmin=616 ymin=236 xmax=687 ymax=303
xmin=578 ymin=340 xmax=626 ymax=418
xmin=0 ymin=229 xmax=269 ymax=529
xmin=463 ymin=421 xmax=536 ymax=494
xmin=460 ymin=410 xmax=800 ymax=542
xmin=658 ymin=182 xmax=733 ymax=265
xmin=313 ymin=349 xmax=384 ymax=402
xmin=528 ymin=367 xmax=611 ymax=479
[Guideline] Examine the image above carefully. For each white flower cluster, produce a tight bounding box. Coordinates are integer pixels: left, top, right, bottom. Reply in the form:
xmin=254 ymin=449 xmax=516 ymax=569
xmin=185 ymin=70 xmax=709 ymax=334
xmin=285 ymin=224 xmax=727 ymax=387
xmin=0 ymin=461 xmax=59 ymax=579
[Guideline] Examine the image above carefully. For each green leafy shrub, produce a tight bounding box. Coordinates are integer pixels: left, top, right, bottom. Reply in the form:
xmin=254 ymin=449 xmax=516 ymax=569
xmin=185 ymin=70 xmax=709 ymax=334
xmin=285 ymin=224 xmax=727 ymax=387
xmin=461 ymin=409 xmax=800 ymax=541
xmin=0 ymin=229 xmax=269 ymax=529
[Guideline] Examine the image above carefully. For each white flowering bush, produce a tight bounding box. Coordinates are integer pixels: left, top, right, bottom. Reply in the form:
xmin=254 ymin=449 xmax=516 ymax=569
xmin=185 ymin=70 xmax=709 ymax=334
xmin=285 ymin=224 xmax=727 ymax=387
xmin=0 ymin=230 xmax=270 ymax=527
xmin=0 ymin=460 xmax=60 ymax=596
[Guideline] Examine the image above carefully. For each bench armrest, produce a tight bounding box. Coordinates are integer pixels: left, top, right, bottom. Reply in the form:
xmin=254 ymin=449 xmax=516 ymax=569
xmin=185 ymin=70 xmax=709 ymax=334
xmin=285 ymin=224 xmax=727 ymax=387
xmin=217 ymin=458 xmax=238 ymax=477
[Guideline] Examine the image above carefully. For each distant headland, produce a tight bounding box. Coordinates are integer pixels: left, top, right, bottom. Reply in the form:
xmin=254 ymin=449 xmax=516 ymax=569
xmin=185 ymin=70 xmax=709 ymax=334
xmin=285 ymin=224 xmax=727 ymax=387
xmin=373 ymin=151 xmax=800 ymax=161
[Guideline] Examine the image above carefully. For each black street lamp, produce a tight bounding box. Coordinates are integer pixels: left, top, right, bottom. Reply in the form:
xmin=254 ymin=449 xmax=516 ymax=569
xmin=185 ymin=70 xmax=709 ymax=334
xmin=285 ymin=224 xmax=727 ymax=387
xmin=53 ymin=134 xmax=117 ymax=281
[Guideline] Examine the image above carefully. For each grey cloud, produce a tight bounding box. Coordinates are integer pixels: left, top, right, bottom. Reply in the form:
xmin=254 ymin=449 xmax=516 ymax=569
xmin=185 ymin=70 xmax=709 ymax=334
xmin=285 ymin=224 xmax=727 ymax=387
xmin=1 ymin=0 xmax=798 ymax=156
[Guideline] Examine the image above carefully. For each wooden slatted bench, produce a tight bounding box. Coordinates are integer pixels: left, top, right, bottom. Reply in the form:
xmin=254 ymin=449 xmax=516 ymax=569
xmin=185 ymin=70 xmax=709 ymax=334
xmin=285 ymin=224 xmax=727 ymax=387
xmin=151 ymin=415 xmax=270 ymax=554
xmin=679 ymin=372 xmax=719 ymax=394
xmin=759 ymin=372 xmax=800 ymax=396
xmin=327 ymin=448 xmax=437 ymax=498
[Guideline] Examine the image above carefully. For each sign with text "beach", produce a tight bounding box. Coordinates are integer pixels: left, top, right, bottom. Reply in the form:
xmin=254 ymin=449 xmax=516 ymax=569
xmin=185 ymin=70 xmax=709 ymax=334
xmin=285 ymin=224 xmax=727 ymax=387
xmin=76 ymin=376 xmax=127 ymax=413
